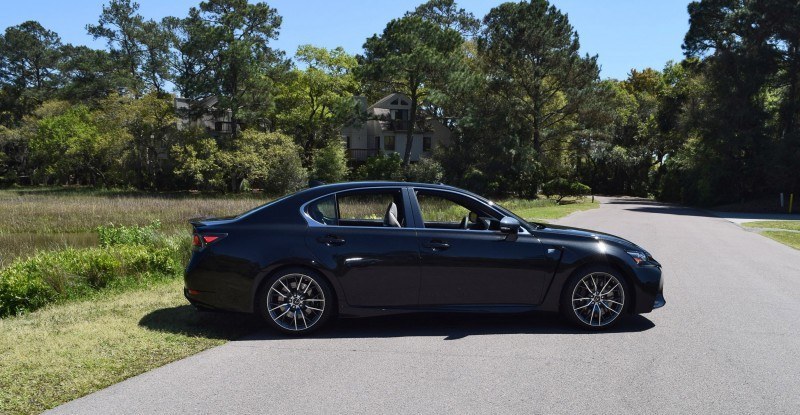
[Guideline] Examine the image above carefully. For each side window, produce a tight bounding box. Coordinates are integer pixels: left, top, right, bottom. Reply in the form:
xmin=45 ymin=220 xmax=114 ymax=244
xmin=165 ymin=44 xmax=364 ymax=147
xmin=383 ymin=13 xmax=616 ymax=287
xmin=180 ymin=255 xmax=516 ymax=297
xmin=337 ymin=190 xmax=405 ymax=228
xmin=306 ymin=195 xmax=337 ymax=225
xmin=415 ymin=191 xmax=497 ymax=230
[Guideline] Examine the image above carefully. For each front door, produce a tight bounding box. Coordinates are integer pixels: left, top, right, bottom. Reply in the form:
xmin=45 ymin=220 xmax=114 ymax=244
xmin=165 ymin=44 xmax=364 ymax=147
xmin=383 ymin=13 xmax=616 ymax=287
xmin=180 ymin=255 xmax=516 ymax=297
xmin=304 ymin=188 xmax=420 ymax=307
xmin=411 ymin=189 xmax=553 ymax=306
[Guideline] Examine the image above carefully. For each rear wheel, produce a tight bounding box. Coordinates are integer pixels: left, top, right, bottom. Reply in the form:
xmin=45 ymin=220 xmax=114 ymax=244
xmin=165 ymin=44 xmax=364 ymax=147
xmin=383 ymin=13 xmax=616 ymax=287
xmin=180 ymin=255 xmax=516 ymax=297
xmin=256 ymin=268 xmax=333 ymax=335
xmin=562 ymin=265 xmax=628 ymax=329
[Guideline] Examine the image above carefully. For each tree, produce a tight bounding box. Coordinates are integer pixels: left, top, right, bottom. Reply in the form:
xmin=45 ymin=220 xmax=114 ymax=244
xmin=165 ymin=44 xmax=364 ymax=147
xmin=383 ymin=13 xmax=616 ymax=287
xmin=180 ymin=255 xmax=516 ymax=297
xmin=311 ymin=140 xmax=349 ymax=183
xmin=360 ymin=15 xmax=462 ymax=166
xmin=408 ymin=0 xmax=480 ymax=38
xmin=275 ymin=45 xmax=360 ymax=161
xmin=682 ymin=0 xmax=774 ymax=203
xmin=170 ymin=0 xmax=288 ymax=137
xmin=0 ymin=21 xmax=63 ymax=125
xmin=478 ymin=0 xmax=599 ymax=158
xmin=87 ymin=0 xmax=172 ymax=95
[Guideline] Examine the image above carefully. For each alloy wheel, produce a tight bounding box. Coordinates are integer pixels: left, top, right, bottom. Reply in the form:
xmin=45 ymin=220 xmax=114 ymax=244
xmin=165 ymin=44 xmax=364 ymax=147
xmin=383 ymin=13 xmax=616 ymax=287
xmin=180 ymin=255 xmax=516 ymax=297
xmin=267 ymin=273 xmax=326 ymax=331
xmin=571 ymin=272 xmax=625 ymax=327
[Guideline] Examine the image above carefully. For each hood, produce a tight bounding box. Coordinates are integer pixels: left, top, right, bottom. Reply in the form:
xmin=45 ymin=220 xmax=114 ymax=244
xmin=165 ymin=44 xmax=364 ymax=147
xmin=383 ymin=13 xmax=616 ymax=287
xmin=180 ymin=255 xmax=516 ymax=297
xmin=536 ymin=223 xmax=643 ymax=251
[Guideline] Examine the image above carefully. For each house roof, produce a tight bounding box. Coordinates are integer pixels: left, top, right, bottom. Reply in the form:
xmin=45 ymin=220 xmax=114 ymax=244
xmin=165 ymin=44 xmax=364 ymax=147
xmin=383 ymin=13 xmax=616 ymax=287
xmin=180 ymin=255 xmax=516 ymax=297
xmin=368 ymin=92 xmax=411 ymax=110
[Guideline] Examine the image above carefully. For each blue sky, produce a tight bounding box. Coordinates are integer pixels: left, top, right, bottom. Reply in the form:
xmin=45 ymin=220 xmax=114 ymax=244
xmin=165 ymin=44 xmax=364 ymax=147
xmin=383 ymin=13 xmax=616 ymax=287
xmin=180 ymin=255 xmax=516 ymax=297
xmin=0 ymin=0 xmax=690 ymax=81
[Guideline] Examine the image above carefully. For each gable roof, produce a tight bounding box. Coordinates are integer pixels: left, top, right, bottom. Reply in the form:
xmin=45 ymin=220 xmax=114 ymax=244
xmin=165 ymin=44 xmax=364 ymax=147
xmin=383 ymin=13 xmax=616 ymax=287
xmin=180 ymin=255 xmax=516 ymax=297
xmin=368 ymin=92 xmax=411 ymax=110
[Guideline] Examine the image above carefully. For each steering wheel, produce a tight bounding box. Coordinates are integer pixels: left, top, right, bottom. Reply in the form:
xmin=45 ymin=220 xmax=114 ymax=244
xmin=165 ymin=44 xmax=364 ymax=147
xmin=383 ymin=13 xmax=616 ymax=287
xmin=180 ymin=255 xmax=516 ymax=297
xmin=459 ymin=215 xmax=469 ymax=229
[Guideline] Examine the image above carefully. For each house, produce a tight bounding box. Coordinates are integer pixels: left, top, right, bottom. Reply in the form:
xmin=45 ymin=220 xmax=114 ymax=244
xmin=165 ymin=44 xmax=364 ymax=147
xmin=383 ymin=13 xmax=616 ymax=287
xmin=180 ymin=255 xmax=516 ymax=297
xmin=341 ymin=93 xmax=452 ymax=162
xmin=174 ymin=96 xmax=243 ymax=137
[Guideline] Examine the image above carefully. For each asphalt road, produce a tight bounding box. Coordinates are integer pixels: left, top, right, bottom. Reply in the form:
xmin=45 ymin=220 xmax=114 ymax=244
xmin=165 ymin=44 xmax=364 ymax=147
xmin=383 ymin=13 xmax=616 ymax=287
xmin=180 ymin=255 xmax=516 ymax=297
xmin=48 ymin=198 xmax=800 ymax=414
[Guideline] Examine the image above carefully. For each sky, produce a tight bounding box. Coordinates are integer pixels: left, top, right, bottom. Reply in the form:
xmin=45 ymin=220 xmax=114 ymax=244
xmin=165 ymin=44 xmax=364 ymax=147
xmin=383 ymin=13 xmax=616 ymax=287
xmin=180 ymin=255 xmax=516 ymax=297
xmin=0 ymin=0 xmax=690 ymax=81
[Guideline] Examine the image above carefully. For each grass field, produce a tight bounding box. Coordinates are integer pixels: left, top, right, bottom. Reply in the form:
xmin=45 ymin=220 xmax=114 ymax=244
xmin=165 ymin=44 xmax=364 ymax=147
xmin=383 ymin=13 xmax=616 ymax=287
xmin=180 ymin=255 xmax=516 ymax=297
xmin=0 ymin=187 xmax=597 ymax=414
xmin=742 ymin=221 xmax=800 ymax=250
xmin=0 ymin=279 xmax=259 ymax=415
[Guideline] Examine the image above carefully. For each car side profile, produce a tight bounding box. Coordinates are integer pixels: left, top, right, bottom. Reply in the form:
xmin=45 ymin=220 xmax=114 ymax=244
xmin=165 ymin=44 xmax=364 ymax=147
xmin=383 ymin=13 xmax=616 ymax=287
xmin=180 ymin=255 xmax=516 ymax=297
xmin=184 ymin=182 xmax=664 ymax=334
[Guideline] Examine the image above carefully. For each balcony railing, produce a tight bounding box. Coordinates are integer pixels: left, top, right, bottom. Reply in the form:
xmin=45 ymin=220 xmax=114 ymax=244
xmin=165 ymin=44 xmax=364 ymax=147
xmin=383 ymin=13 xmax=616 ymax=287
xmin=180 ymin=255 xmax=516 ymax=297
xmin=386 ymin=119 xmax=412 ymax=131
xmin=346 ymin=148 xmax=380 ymax=161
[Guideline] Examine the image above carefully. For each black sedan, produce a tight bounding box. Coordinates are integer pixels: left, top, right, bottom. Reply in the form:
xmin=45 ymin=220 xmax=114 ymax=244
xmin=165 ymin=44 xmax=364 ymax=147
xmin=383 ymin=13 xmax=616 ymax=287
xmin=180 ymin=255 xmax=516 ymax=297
xmin=184 ymin=181 xmax=664 ymax=334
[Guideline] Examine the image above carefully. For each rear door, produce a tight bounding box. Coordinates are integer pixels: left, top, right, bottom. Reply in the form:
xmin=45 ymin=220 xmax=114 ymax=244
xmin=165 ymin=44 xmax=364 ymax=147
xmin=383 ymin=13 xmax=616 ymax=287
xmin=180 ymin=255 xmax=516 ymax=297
xmin=304 ymin=187 xmax=421 ymax=307
xmin=411 ymin=188 xmax=553 ymax=306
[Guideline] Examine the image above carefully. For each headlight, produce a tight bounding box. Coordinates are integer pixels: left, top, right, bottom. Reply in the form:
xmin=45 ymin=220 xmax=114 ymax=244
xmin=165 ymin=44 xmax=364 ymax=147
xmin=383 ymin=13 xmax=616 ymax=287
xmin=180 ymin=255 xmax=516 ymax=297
xmin=626 ymin=250 xmax=648 ymax=264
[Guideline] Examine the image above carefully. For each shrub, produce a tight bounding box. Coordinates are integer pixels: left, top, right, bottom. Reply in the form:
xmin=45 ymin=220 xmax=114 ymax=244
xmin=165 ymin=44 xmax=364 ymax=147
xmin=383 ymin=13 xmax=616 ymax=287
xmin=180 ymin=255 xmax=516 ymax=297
xmin=0 ymin=226 xmax=188 ymax=318
xmin=405 ymin=157 xmax=444 ymax=183
xmin=542 ymin=178 xmax=591 ymax=203
xmin=96 ymin=220 xmax=161 ymax=247
xmin=312 ymin=140 xmax=350 ymax=183
xmin=354 ymin=153 xmax=404 ymax=180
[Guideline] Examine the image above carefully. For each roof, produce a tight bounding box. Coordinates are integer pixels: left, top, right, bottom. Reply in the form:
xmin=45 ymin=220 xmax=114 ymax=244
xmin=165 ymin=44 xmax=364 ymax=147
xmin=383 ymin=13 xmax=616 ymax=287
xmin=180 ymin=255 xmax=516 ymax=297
xmin=368 ymin=92 xmax=411 ymax=111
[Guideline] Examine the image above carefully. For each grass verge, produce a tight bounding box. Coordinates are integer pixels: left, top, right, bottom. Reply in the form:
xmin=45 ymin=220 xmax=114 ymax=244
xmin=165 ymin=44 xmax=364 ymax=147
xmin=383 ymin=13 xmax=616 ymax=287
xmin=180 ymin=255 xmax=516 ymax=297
xmin=742 ymin=220 xmax=800 ymax=231
xmin=0 ymin=279 xmax=260 ymax=415
xmin=741 ymin=221 xmax=800 ymax=250
xmin=501 ymin=198 xmax=599 ymax=222
xmin=760 ymin=231 xmax=800 ymax=250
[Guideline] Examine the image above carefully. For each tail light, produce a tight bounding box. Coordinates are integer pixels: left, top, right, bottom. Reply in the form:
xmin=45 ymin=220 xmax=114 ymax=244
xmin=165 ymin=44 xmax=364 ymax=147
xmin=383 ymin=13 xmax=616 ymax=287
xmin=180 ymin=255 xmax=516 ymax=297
xmin=192 ymin=233 xmax=226 ymax=249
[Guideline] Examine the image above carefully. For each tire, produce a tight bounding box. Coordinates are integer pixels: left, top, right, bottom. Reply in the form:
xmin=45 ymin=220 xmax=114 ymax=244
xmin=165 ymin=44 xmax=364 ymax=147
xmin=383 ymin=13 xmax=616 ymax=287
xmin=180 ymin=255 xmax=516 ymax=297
xmin=255 ymin=267 xmax=334 ymax=335
xmin=561 ymin=265 xmax=628 ymax=330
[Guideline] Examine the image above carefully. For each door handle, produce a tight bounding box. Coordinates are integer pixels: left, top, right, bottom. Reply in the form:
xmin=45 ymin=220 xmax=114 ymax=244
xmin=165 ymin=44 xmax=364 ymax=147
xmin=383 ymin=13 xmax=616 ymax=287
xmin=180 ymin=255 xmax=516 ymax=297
xmin=317 ymin=235 xmax=346 ymax=246
xmin=424 ymin=240 xmax=450 ymax=251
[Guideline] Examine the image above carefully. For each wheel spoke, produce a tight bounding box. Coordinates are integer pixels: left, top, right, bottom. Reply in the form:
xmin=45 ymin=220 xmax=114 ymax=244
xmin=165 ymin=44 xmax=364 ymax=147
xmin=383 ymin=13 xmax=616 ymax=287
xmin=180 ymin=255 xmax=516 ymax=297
xmin=304 ymin=298 xmax=325 ymax=302
xmin=605 ymin=299 xmax=623 ymax=306
xmin=305 ymin=305 xmax=323 ymax=312
xmin=278 ymin=280 xmax=292 ymax=294
xmin=574 ymin=303 xmax=592 ymax=310
xmin=573 ymin=297 xmax=592 ymax=302
xmin=600 ymin=302 xmax=620 ymax=314
xmin=601 ymin=283 xmax=620 ymax=296
xmin=269 ymin=303 xmax=288 ymax=312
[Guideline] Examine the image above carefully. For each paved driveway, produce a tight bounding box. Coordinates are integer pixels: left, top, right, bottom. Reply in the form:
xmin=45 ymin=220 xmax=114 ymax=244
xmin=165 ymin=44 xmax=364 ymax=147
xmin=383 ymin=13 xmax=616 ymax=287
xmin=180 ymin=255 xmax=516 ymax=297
xmin=48 ymin=198 xmax=800 ymax=414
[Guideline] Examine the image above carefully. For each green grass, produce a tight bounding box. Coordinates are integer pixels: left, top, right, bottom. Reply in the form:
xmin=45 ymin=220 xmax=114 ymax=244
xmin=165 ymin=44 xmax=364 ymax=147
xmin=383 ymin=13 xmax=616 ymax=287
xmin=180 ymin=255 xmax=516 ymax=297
xmin=500 ymin=197 xmax=599 ymax=222
xmin=0 ymin=279 xmax=260 ymax=415
xmin=760 ymin=231 xmax=800 ymax=250
xmin=741 ymin=221 xmax=800 ymax=250
xmin=742 ymin=220 xmax=800 ymax=231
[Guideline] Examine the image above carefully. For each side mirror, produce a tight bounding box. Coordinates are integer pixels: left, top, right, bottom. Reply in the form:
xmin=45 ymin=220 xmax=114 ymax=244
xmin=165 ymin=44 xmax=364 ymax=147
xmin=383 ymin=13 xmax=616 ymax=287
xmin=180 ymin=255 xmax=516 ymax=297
xmin=498 ymin=216 xmax=520 ymax=241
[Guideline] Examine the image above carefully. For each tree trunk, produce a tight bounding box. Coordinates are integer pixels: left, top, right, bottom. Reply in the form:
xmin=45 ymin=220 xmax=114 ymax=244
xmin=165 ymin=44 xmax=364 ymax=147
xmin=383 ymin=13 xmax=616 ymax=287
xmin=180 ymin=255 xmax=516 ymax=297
xmin=403 ymin=91 xmax=418 ymax=166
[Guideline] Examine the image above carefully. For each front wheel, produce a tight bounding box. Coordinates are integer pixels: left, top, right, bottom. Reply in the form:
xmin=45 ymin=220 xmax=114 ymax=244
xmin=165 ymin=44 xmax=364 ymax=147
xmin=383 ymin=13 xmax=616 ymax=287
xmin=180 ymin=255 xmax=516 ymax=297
xmin=562 ymin=265 xmax=628 ymax=329
xmin=256 ymin=268 xmax=334 ymax=335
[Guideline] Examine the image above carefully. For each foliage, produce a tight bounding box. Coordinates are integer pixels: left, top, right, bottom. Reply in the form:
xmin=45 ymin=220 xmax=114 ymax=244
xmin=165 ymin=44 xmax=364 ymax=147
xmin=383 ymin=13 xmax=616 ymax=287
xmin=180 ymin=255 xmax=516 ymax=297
xmin=354 ymin=153 xmax=404 ymax=181
xmin=542 ymin=178 xmax=591 ymax=203
xmin=405 ymin=157 xmax=444 ymax=183
xmin=275 ymin=45 xmax=361 ymax=160
xmin=360 ymin=14 xmax=462 ymax=165
xmin=312 ymin=140 xmax=350 ymax=183
xmin=97 ymin=220 xmax=161 ymax=247
xmin=0 ymin=227 xmax=187 ymax=318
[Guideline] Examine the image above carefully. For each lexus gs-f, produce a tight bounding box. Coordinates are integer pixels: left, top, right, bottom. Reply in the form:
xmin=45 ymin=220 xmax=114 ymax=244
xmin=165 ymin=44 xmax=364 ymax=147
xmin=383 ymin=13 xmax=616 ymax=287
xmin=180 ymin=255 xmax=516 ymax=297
xmin=184 ymin=182 xmax=664 ymax=334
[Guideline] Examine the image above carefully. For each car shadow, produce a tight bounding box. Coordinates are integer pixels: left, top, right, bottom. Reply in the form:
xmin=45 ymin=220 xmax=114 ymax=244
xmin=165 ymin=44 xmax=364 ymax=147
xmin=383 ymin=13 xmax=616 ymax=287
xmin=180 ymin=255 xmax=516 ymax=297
xmin=139 ymin=306 xmax=655 ymax=341
xmin=138 ymin=305 xmax=262 ymax=340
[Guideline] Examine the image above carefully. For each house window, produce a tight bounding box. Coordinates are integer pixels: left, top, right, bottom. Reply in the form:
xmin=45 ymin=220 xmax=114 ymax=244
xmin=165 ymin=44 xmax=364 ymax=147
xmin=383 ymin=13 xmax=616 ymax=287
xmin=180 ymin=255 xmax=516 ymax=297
xmin=391 ymin=99 xmax=399 ymax=105
xmin=384 ymin=136 xmax=395 ymax=151
xmin=214 ymin=121 xmax=223 ymax=132
xmin=345 ymin=136 xmax=351 ymax=149
xmin=374 ymin=136 xmax=380 ymax=149
xmin=423 ymin=136 xmax=432 ymax=152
